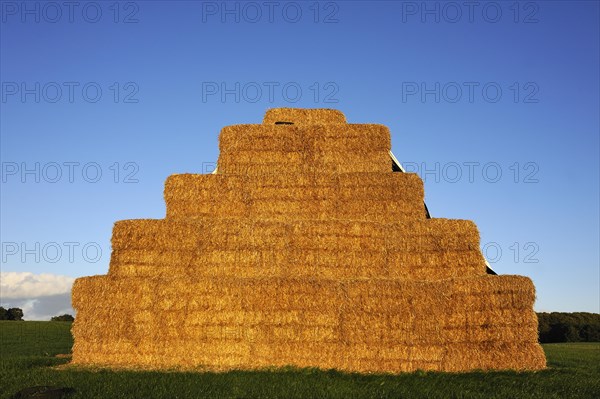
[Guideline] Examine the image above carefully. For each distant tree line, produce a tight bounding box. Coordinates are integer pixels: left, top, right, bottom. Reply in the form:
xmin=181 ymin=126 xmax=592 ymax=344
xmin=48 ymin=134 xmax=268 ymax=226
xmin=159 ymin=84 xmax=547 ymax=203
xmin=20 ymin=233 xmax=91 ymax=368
xmin=537 ymin=312 xmax=600 ymax=343
xmin=0 ymin=307 xmax=23 ymax=321
xmin=51 ymin=314 xmax=74 ymax=322
xmin=0 ymin=308 xmax=75 ymax=322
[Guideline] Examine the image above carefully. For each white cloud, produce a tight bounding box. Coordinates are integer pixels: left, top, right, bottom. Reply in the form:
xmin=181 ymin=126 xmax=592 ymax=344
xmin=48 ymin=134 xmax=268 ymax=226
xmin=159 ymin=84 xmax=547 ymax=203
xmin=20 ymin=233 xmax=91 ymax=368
xmin=0 ymin=272 xmax=75 ymax=320
xmin=1 ymin=271 xmax=75 ymax=298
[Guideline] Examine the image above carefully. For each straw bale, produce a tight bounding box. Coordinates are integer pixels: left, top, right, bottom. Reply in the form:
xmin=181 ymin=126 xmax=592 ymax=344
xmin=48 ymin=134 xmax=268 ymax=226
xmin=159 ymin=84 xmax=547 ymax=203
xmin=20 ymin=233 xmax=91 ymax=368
xmin=310 ymin=150 xmax=390 ymax=173
xmin=217 ymin=153 xmax=307 ymax=176
xmin=386 ymin=219 xmax=481 ymax=252
xmin=343 ymin=275 xmax=535 ymax=313
xmin=441 ymin=342 xmax=546 ymax=372
xmin=263 ymin=108 xmax=347 ymax=125
xmin=244 ymin=172 xmax=336 ymax=198
xmin=164 ymin=174 xmax=249 ymax=219
xmin=387 ymin=250 xmax=486 ymax=279
xmin=335 ymin=200 xmax=424 ymax=221
xmin=219 ymin=125 xmax=307 ymax=153
xmin=164 ymin=173 xmax=246 ymax=200
xmin=109 ymin=252 xmax=385 ymax=279
xmin=221 ymin=149 xmax=306 ymax=164
xmin=110 ymin=218 xmax=258 ymax=252
xmin=183 ymin=310 xmax=338 ymax=327
xmin=336 ymin=172 xmax=423 ymax=200
xmin=311 ymin=124 xmax=391 ymax=151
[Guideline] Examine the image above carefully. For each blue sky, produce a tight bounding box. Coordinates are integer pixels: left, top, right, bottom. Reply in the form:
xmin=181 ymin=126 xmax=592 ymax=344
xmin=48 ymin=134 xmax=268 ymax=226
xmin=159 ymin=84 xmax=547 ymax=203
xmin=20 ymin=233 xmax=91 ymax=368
xmin=1 ymin=0 xmax=598 ymax=319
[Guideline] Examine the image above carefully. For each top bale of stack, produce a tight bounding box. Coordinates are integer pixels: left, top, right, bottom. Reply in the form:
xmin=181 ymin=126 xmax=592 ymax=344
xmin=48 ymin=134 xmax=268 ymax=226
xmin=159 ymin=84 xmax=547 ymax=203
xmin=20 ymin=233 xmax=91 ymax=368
xmin=263 ymin=108 xmax=347 ymax=125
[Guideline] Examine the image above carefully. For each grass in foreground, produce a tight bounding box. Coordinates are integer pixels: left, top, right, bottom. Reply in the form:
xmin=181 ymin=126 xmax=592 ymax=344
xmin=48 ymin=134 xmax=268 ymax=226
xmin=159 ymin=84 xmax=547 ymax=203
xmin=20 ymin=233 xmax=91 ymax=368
xmin=1 ymin=321 xmax=599 ymax=399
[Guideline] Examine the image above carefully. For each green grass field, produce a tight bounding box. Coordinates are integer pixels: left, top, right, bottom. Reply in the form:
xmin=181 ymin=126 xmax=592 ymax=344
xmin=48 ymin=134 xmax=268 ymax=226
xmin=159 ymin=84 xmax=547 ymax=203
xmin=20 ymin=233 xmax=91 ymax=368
xmin=1 ymin=321 xmax=598 ymax=399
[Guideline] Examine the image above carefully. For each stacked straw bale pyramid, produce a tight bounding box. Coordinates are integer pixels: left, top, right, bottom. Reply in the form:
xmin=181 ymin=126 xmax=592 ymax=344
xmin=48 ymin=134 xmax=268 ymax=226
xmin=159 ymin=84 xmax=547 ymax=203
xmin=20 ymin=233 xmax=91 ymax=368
xmin=71 ymin=108 xmax=546 ymax=373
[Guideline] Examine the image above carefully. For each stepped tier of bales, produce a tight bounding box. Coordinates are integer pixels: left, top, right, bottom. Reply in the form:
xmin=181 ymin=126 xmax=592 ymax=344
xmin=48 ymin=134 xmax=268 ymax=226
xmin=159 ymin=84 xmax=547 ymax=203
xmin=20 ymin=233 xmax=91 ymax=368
xmin=71 ymin=108 xmax=546 ymax=373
